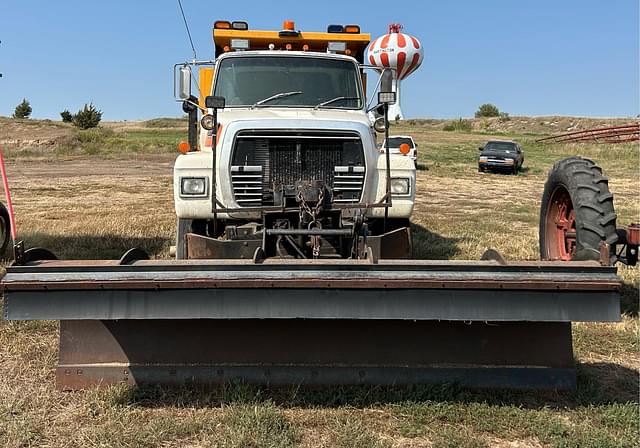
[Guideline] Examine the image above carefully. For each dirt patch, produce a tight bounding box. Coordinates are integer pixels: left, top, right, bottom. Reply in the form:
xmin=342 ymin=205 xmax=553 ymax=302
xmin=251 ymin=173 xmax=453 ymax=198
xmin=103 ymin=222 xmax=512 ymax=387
xmin=0 ymin=117 xmax=75 ymax=148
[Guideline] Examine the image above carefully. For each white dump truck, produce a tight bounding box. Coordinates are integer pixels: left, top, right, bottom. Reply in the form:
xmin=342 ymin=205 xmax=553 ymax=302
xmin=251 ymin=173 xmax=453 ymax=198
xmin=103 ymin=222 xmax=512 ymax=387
xmin=173 ymin=20 xmax=415 ymax=260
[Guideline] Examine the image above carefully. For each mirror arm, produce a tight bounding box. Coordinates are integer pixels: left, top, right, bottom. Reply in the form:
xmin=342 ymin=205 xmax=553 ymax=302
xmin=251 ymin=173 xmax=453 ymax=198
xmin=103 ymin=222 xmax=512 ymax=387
xmin=182 ymin=95 xmax=199 ymax=152
xmin=211 ymin=107 xmax=218 ymax=235
xmin=383 ymin=102 xmax=392 ymax=232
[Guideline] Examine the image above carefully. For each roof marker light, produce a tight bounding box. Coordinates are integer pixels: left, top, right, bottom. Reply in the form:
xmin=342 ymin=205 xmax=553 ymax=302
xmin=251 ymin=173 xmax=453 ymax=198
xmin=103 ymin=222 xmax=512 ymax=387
xmin=214 ymin=20 xmax=231 ymax=29
xmin=231 ymin=21 xmax=248 ymax=30
xmin=344 ymin=25 xmax=360 ymax=33
xmin=327 ymin=24 xmax=344 ymax=33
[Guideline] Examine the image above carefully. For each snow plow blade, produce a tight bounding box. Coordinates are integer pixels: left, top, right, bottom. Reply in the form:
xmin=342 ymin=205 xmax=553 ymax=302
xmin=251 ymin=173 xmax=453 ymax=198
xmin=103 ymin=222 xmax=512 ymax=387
xmin=2 ymin=258 xmax=620 ymax=390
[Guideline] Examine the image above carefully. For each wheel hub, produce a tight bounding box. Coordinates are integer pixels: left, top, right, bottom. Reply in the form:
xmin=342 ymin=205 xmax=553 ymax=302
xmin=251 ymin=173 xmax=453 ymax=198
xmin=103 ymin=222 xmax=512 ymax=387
xmin=545 ymin=187 xmax=576 ymax=261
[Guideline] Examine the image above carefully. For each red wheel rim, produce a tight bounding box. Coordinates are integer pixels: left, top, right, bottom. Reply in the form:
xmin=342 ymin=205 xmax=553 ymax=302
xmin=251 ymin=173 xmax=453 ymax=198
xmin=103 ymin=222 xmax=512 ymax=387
xmin=544 ymin=187 xmax=576 ymax=261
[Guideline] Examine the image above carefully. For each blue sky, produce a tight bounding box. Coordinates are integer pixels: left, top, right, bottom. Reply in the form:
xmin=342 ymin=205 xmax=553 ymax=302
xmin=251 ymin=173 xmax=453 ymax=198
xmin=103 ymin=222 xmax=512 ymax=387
xmin=0 ymin=1 xmax=638 ymax=120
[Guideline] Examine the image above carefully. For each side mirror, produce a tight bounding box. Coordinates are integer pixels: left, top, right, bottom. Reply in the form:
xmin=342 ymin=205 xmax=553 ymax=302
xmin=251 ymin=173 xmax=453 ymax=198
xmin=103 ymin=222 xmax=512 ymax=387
xmin=378 ymin=69 xmax=396 ymax=104
xmin=178 ymin=65 xmax=191 ymax=100
xmin=205 ymin=96 xmax=226 ymax=109
xmin=478 ymin=147 xmax=484 ymax=151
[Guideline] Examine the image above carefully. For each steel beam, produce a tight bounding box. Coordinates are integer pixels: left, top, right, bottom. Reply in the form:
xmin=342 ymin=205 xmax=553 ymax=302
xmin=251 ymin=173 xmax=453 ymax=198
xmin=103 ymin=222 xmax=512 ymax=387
xmin=2 ymin=259 xmax=620 ymax=322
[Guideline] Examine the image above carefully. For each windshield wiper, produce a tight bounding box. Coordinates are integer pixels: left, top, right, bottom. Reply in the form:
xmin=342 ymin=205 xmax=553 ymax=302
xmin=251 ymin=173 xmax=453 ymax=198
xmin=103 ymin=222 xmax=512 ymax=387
xmin=314 ymin=96 xmax=359 ymax=109
xmin=251 ymin=91 xmax=302 ymax=109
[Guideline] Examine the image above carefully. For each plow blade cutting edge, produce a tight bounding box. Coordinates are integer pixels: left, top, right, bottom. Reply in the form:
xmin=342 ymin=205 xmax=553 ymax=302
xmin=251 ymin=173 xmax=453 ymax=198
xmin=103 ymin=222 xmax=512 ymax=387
xmin=2 ymin=258 xmax=620 ymax=390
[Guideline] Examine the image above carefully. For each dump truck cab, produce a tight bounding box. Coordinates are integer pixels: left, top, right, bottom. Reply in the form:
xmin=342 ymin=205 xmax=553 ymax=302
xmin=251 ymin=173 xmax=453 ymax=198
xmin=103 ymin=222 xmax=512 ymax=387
xmin=173 ymin=21 xmax=415 ymax=260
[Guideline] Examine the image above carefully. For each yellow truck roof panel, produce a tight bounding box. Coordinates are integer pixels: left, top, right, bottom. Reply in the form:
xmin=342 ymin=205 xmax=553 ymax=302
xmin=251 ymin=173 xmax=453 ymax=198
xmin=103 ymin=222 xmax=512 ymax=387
xmin=213 ymin=28 xmax=371 ymax=63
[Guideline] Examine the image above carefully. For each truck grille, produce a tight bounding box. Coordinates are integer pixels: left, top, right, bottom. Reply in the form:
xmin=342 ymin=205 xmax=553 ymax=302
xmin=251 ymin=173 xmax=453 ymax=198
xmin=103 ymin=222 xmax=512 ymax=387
xmin=231 ymin=131 xmax=365 ymax=206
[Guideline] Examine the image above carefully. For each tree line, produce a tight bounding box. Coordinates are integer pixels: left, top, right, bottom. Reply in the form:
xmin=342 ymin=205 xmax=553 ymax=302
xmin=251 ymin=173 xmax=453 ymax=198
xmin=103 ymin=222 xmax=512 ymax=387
xmin=12 ymin=98 xmax=102 ymax=129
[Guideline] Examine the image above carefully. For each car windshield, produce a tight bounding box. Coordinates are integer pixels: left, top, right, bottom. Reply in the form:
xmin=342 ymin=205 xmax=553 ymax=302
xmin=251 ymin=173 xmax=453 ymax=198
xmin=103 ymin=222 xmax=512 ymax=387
xmin=385 ymin=137 xmax=414 ymax=148
xmin=484 ymin=142 xmax=517 ymax=152
xmin=213 ymin=56 xmax=362 ymax=109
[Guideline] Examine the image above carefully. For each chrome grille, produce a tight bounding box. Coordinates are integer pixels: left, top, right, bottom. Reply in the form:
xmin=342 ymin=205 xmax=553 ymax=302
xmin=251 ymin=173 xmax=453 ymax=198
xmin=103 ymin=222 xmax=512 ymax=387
xmin=333 ymin=166 xmax=365 ymax=203
xmin=231 ymin=131 xmax=365 ymax=206
xmin=230 ymin=165 xmax=263 ymax=207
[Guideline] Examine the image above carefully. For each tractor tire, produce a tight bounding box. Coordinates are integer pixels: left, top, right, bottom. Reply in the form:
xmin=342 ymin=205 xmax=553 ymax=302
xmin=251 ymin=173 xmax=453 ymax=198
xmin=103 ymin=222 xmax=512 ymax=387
xmin=0 ymin=202 xmax=10 ymax=257
xmin=539 ymin=156 xmax=617 ymax=263
xmin=175 ymin=218 xmax=192 ymax=260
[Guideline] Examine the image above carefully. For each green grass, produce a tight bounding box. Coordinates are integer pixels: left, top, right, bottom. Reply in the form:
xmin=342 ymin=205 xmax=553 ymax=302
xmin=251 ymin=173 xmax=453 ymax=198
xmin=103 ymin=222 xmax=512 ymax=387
xmin=3 ymin=125 xmax=187 ymax=158
xmin=217 ymin=402 xmax=300 ymax=448
xmin=73 ymin=128 xmax=187 ymax=156
xmin=143 ymin=117 xmax=189 ymax=128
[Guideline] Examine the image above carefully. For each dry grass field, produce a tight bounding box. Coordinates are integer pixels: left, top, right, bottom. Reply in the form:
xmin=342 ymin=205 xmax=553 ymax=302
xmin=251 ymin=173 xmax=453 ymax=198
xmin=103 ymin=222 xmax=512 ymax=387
xmin=0 ymin=117 xmax=638 ymax=447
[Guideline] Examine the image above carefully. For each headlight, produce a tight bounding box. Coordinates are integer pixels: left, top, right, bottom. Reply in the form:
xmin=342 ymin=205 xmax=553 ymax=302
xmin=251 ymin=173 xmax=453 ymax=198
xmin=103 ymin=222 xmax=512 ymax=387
xmin=504 ymin=158 xmax=515 ymax=164
xmin=390 ymin=177 xmax=410 ymax=195
xmin=479 ymin=156 xmax=488 ymax=162
xmin=180 ymin=177 xmax=207 ymax=196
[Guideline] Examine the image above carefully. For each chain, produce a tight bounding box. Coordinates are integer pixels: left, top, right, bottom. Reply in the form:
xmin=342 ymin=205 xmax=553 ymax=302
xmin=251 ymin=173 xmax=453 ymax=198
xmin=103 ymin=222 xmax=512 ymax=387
xmin=297 ymin=185 xmax=325 ymax=258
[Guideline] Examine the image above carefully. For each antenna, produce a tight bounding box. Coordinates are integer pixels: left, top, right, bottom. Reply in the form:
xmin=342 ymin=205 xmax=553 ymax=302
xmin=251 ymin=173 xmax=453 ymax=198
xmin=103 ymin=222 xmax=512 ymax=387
xmin=177 ymin=0 xmax=197 ymax=61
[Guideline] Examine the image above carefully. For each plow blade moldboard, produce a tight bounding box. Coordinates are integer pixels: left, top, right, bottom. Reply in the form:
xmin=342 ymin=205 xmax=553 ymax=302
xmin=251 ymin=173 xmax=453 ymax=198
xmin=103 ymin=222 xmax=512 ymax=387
xmin=2 ymin=259 xmax=621 ymax=390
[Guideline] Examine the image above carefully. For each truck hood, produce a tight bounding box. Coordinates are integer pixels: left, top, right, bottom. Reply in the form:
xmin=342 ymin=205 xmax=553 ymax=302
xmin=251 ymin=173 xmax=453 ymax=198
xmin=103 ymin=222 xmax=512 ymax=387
xmin=217 ymin=108 xmax=372 ymax=128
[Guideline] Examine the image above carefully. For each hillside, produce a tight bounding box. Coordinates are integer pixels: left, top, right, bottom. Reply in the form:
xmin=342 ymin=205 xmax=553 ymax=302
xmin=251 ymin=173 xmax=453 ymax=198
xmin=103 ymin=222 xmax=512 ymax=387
xmin=0 ymin=115 xmax=636 ymax=153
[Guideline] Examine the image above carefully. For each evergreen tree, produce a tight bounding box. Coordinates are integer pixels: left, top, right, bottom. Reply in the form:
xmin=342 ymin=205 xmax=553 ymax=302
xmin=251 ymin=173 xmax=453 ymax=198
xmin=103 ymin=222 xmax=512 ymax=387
xmin=13 ymin=98 xmax=32 ymax=119
xmin=475 ymin=103 xmax=500 ymax=118
xmin=73 ymin=103 xmax=102 ymax=129
xmin=60 ymin=110 xmax=73 ymax=123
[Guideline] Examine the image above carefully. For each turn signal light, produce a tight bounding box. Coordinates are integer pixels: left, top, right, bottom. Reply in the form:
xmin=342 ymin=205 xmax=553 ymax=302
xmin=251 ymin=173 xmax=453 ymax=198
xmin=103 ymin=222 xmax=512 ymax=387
xmin=177 ymin=141 xmax=191 ymax=154
xmin=399 ymin=143 xmax=411 ymax=155
xmin=214 ymin=20 xmax=231 ymax=29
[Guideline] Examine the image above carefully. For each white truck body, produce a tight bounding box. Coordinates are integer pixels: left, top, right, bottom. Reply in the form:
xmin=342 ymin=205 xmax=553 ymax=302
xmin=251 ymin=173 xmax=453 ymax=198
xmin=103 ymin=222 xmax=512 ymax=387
xmin=174 ymin=51 xmax=415 ymax=222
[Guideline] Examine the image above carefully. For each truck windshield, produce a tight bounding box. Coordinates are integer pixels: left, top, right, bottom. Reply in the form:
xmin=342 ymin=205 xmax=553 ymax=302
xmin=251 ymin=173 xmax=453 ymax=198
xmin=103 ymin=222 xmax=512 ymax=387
xmin=214 ymin=56 xmax=362 ymax=109
xmin=485 ymin=142 xmax=517 ymax=152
